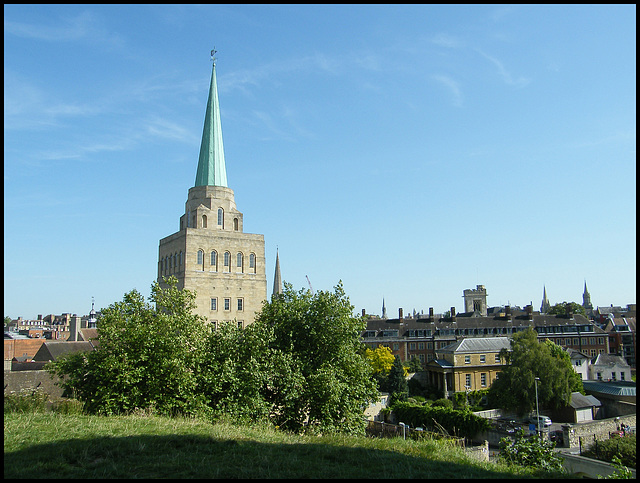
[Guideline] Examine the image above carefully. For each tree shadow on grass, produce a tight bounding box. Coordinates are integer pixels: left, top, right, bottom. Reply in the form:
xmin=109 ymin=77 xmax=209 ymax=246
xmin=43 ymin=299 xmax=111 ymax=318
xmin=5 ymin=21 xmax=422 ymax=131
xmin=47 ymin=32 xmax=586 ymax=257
xmin=5 ymin=433 xmax=556 ymax=479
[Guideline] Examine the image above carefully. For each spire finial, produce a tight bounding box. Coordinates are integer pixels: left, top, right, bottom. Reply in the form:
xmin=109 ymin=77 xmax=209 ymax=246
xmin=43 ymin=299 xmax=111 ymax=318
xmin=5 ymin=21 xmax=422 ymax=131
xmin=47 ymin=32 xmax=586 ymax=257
xmin=210 ymin=48 xmax=217 ymax=65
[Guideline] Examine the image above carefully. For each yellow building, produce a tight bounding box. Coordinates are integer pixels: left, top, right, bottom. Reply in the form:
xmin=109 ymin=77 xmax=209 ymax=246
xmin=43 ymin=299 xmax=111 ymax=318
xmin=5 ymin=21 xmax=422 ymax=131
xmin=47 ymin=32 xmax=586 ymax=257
xmin=157 ymin=55 xmax=267 ymax=326
xmin=424 ymin=337 xmax=510 ymax=398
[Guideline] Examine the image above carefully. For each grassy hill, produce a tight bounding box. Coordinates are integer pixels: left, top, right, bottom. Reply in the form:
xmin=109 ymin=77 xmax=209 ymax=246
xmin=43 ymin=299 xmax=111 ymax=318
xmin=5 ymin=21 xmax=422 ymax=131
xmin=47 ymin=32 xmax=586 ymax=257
xmin=5 ymin=412 xmax=572 ymax=478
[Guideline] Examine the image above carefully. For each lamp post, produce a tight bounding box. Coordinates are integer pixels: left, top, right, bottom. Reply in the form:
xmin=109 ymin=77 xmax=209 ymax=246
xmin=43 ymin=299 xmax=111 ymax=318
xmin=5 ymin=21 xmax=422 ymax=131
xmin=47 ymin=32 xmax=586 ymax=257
xmin=534 ymin=377 xmax=541 ymax=437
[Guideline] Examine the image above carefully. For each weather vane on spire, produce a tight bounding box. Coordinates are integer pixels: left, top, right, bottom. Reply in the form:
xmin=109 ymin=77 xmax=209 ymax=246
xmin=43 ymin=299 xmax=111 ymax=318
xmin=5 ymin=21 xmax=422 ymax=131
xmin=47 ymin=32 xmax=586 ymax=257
xmin=210 ymin=48 xmax=217 ymax=65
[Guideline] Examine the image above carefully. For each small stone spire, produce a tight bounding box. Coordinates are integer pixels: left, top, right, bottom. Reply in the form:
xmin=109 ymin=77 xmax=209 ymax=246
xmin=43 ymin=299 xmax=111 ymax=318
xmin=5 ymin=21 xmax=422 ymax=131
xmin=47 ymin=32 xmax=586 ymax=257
xmin=195 ymin=49 xmax=228 ymax=188
xmin=272 ymin=249 xmax=282 ymax=297
xmin=582 ymin=280 xmax=593 ymax=312
xmin=540 ymin=285 xmax=550 ymax=313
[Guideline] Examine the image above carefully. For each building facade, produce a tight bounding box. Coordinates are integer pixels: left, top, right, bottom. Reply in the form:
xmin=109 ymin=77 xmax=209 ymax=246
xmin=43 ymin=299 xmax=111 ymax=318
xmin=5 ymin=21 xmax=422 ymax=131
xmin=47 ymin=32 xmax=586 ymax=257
xmin=362 ymin=304 xmax=609 ymax=369
xmin=158 ymin=56 xmax=267 ymax=326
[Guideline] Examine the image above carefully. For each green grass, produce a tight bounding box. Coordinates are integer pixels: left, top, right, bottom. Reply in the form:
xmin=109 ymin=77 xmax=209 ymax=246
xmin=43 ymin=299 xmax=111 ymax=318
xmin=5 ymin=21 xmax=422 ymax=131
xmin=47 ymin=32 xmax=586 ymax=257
xmin=5 ymin=412 xmax=570 ymax=479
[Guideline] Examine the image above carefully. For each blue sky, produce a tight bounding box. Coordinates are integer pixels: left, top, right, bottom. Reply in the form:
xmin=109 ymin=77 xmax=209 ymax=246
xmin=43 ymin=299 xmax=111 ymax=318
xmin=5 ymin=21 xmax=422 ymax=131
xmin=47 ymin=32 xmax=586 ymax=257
xmin=4 ymin=4 xmax=636 ymax=319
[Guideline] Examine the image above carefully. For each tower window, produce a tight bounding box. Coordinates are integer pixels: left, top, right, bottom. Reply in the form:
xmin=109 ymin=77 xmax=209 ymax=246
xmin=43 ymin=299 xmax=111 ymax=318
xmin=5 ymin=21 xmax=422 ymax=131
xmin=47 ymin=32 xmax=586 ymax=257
xmin=224 ymin=298 xmax=230 ymax=311
xmin=197 ymin=249 xmax=204 ymax=266
xmin=234 ymin=218 xmax=239 ymax=231
xmin=211 ymin=298 xmax=217 ymax=311
xmin=223 ymin=251 xmax=230 ymax=270
xmin=236 ymin=252 xmax=243 ymax=271
xmin=202 ymin=215 xmax=207 ymax=228
xmin=211 ymin=251 xmax=217 ymax=271
xmin=217 ymin=208 xmax=224 ymax=227
xmin=249 ymin=253 xmax=256 ymax=273
xmin=237 ymin=298 xmax=243 ymax=311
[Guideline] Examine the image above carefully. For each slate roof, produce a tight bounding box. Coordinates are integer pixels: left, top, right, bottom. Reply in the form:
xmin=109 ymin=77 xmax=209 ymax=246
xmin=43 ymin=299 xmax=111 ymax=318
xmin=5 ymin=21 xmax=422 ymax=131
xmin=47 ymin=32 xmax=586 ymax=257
xmin=569 ymin=392 xmax=601 ymax=409
xmin=591 ymin=353 xmax=630 ymax=368
xmin=439 ymin=337 xmax=511 ymax=353
xmin=363 ymin=313 xmax=602 ymax=338
xmin=582 ymin=380 xmax=636 ymax=397
xmin=32 ymin=341 xmax=94 ymax=362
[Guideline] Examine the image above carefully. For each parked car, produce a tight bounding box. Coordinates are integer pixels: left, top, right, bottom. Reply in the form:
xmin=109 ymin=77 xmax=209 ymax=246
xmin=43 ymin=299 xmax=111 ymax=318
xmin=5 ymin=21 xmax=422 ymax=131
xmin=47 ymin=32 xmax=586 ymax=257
xmin=528 ymin=415 xmax=552 ymax=427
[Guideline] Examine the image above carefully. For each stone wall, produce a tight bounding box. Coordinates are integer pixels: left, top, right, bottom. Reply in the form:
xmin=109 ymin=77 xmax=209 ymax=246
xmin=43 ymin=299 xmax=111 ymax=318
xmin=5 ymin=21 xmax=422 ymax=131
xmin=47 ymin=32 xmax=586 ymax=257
xmin=3 ymin=370 xmax=65 ymax=399
xmin=562 ymin=414 xmax=636 ymax=449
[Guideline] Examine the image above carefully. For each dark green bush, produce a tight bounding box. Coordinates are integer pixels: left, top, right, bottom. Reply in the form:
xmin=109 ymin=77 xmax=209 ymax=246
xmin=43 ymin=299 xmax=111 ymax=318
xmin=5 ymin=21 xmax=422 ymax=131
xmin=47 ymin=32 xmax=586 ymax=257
xmin=583 ymin=434 xmax=636 ymax=469
xmin=392 ymin=400 xmax=490 ymax=438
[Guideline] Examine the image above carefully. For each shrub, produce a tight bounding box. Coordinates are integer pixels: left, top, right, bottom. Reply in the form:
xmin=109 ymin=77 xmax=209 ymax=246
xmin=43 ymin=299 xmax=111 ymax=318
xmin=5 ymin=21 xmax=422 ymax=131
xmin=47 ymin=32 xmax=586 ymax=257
xmin=392 ymin=400 xmax=490 ymax=438
xmin=582 ymin=434 xmax=636 ymax=469
xmin=4 ymin=390 xmax=49 ymax=413
xmin=499 ymin=430 xmax=565 ymax=472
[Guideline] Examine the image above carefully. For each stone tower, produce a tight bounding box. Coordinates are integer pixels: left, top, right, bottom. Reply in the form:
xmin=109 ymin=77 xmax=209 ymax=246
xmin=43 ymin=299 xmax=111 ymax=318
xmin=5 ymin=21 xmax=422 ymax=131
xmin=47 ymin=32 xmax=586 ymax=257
xmin=582 ymin=280 xmax=593 ymax=314
xmin=463 ymin=285 xmax=488 ymax=315
xmin=157 ymin=54 xmax=267 ymax=326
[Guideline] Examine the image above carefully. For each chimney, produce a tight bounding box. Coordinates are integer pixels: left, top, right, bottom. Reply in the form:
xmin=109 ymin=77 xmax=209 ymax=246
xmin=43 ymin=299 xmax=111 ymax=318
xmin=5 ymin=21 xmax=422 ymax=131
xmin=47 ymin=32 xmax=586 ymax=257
xmin=429 ymin=307 xmax=434 ymax=321
xmin=399 ymin=308 xmax=403 ymax=319
xmin=451 ymin=307 xmax=456 ymax=321
xmin=505 ymin=305 xmax=512 ymax=320
xmin=566 ymin=304 xmax=573 ymax=319
xmin=362 ymin=308 xmax=366 ymax=317
xmin=526 ymin=304 xmax=533 ymax=321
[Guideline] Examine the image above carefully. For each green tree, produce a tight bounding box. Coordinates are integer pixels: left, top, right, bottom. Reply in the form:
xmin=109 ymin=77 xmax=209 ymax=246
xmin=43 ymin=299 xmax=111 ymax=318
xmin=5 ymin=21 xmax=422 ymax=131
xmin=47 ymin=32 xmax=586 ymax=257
xmin=547 ymin=301 xmax=586 ymax=317
xmin=254 ymin=281 xmax=378 ymax=434
xmin=48 ymin=277 xmax=211 ymax=416
xmin=488 ymin=328 xmax=581 ymax=415
xmin=387 ymin=355 xmax=409 ymax=404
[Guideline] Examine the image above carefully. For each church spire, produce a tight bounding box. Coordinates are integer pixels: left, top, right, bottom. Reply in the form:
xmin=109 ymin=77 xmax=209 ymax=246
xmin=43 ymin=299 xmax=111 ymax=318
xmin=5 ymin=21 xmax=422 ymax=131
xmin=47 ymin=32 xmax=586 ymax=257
xmin=272 ymin=249 xmax=282 ymax=297
xmin=195 ymin=50 xmax=228 ymax=188
xmin=540 ymin=285 xmax=550 ymax=313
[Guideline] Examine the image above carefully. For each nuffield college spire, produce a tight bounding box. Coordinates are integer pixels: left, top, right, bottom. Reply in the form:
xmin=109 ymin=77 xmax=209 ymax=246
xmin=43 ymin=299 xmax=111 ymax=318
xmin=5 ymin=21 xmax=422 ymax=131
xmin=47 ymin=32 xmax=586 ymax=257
xmin=195 ymin=49 xmax=228 ymax=187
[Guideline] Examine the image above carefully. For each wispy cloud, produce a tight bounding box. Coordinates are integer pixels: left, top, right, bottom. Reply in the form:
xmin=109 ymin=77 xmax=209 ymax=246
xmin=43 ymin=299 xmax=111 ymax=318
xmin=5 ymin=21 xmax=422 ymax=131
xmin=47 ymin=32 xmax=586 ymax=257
xmin=432 ymin=75 xmax=463 ymax=107
xmin=4 ymin=10 xmax=123 ymax=48
xmin=475 ymin=49 xmax=530 ymax=88
xmin=430 ymin=33 xmax=465 ymax=49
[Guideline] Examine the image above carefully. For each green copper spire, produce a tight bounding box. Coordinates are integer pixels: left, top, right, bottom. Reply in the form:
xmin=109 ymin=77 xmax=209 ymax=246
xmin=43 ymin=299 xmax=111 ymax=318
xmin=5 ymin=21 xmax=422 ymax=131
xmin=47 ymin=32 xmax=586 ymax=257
xmin=195 ymin=52 xmax=228 ymax=187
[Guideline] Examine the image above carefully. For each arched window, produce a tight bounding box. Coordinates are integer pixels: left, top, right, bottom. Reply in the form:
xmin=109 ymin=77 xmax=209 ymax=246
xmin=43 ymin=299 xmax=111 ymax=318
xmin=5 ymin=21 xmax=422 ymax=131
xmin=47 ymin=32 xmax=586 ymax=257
xmin=217 ymin=208 xmax=224 ymax=227
xmin=211 ymin=251 xmax=217 ymax=271
xmin=249 ymin=253 xmax=256 ymax=273
xmin=223 ymin=251 xmax=230 ymax=271
xmin=179 ymin=251 xmax=183 ymax=267
xmin=236 ymin=252 xmax=243 ymax=272
xmin=197 ymin=249 xmax=204 ymax=266
xmin=234 ymin=218 xmax=239 ymax=231
xmin=202 ymin=215 xmax=207 ymax=228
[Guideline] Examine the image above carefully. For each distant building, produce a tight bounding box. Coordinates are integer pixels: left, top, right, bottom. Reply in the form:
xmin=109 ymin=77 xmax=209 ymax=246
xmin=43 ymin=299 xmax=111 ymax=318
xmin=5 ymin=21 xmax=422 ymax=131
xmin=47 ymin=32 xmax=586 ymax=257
xmin=589 ymin=353 xmax=632 ymax=382
xmin=424 ymin=337 xmax=510 ymax=398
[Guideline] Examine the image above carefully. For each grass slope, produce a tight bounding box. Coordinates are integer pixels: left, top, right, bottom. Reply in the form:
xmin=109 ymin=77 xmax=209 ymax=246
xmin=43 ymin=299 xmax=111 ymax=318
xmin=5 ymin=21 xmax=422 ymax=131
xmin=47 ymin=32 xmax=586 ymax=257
xmin=5 ymin=413 xmax=567 ymax=479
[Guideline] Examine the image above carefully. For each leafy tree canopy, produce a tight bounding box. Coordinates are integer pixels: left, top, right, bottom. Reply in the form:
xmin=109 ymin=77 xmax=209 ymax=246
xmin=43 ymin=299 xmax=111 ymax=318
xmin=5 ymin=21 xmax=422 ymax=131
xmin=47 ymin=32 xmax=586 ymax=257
xmin=49 ymin=278 xmax=377 ymax=436
xmin=365 ymin=345 xmax=395 ymax=375
xmin=488 ymin=328 xmax=583 ymax=415
xmin=547 ymin=301 xmax=586 ymax=317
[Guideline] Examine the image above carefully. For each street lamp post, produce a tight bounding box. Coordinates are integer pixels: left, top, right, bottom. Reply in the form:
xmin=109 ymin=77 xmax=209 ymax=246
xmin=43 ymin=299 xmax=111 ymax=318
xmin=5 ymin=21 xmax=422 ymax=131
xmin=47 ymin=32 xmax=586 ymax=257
xmin=534 ymin=377 xmax=541 ymax=437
